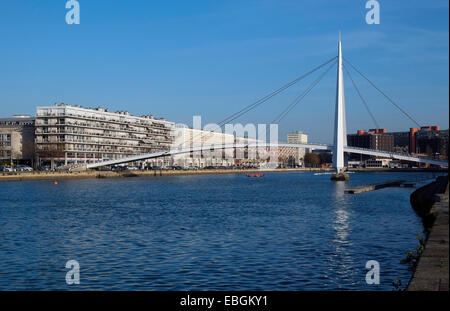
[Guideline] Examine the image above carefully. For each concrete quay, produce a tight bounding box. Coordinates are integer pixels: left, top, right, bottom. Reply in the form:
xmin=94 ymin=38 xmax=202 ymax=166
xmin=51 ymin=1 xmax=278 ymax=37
xmin=345 ymin=180 xmax=405 ymax=194
xmin=407 ymin=178 xmax=449 ymax=291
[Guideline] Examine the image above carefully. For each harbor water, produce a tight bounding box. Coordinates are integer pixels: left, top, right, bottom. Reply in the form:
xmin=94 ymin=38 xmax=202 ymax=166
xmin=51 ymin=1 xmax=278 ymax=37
xmin=0 ymin=171 xmax=440 ymax=290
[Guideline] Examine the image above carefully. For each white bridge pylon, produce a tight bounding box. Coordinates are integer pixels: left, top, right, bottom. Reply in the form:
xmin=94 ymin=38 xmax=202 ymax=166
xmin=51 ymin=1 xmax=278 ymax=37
xmin=332 ymin=33 xmax=347 ymax=174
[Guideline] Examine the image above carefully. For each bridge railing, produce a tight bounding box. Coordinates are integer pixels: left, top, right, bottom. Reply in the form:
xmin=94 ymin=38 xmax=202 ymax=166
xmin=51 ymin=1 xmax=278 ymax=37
xmin=344 ymin=146 xmax=448 ymax=165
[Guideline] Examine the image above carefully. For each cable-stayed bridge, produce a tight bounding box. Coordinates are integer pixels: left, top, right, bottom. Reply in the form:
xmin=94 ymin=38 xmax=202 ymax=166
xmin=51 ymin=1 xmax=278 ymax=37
xmin=86 ymin=35 xmax=448 ymax=170
xmin=86 ymin=143 xmax=446 ymax=169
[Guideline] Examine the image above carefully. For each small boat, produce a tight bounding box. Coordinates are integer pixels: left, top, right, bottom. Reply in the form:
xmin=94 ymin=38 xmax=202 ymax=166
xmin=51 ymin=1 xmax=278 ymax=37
xmin=247 ymin=174 xmax=265 ymax=178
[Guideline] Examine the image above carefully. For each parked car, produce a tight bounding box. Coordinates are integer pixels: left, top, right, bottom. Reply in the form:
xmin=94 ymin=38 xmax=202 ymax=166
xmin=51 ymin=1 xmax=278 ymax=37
xmin=96 ymin=166 xmax=111 ymax=171
xmin=112 ymin=165 xmax=128 ymax=171
xmin=15 ymin=165 xmax=33 ymax=172
xmin=0 ymin=165 xmax=14 ymax=172
xmin=170 ymin=166 xmax=183 ymax=170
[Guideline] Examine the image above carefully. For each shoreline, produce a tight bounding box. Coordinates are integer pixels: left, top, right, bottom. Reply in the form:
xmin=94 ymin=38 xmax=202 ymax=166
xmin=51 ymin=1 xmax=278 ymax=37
xmin=0 ymin=167 xmax=446 ymax=182
xmin=407 ymin=175 xmax=449 ymax=291
xmin=0 ymin=168 xmax=332 ymax=182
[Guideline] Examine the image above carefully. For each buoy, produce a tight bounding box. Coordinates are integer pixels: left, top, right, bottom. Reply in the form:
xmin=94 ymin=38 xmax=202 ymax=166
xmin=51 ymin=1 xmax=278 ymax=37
xmin=54 ymin=181 xmax=58 ymax=185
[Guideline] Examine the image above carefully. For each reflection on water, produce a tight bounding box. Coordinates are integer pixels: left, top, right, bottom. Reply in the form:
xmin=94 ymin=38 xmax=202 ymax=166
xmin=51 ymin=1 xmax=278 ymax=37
xmin=332 ymin=181 xmax=350 ymax=245
xmin=0 ymin=172 xmax=438 ymax=290
xmin=328 ymin=181 xmax=355 ymax=289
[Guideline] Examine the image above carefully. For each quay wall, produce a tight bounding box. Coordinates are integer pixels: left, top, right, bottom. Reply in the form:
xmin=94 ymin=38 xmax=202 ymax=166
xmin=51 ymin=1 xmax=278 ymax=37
xmin=407 ymin=175 xmax=449 ymax=291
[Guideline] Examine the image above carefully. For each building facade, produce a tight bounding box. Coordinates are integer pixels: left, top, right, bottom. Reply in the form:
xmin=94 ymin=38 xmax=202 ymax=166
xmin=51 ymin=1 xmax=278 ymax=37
xmin=277 ymin=146 xmax=305 ymax=168
xmin=0 ymin=116 xmax=35 ymax=166
xmin=287 ymin=131 xmax=308 ymax=144
xmin=283 ymin=131 xmax=307 ymax=167
xmin=35 ymin=104 xmax=174 ymax=167
xmin=347 ymin=129 xmax=394 ymax=152
xmin=387 ymin=126 xmax=447 ymax=157
xmin=388 ymin=130 xmax=410 ymax=153
xmin=415 ymin=127 xmax=448 ymax=159
xmin=171 ymin=126 xmax=235 ymax=167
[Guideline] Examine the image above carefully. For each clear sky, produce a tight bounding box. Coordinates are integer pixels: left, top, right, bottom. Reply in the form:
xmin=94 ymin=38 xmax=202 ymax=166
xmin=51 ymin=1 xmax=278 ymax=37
xmin=0 ymin=0 xmax=448 ymax=143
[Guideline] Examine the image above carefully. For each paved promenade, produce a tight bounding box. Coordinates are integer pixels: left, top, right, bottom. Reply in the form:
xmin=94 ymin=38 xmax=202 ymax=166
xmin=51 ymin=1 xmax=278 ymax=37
xmin=408 ymin=182 xmax=449 ymax=291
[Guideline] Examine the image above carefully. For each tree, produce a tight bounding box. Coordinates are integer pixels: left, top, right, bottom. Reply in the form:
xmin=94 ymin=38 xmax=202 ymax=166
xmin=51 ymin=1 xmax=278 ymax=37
xmin=304 ymin=153 xmax=321 ymax=167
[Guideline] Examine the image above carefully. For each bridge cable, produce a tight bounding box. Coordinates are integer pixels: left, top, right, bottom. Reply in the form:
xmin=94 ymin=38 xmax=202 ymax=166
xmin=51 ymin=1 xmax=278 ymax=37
xmin=217 ymin=56 xmax=338 ymax=126
xmin=271 ymin=60 xmax=337 ymax=125
xmin=190 ymin=56 xmax=338 ymax=146
xmin=342 ymin=63 xmax=381 ymax=129
xmin=343 ymin=57 xmax=422 ymax=128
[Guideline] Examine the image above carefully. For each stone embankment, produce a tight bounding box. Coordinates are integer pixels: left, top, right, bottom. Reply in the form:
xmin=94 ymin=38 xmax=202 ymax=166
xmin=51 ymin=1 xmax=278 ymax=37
xmin=407 ymin=175 xmax=449 ymax=291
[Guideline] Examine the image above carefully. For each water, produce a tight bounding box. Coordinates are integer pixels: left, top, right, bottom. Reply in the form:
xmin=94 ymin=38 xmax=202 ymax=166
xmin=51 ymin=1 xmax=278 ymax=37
xmin=0 ymin=171 xmax=440 ymax=290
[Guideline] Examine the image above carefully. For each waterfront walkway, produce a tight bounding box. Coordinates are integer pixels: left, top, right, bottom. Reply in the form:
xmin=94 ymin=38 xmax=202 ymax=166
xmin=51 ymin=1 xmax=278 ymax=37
xmin=408 ymin=183 xmax=449 ymax=291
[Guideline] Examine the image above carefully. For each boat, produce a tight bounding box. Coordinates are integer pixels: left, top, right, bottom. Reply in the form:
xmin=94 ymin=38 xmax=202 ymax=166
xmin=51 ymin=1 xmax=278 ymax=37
xmin=247 ymin=174 xmax=265 ymax=178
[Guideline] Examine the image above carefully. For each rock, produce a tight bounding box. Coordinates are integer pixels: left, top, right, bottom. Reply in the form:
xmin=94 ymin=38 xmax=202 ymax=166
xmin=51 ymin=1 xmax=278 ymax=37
xmin=330 ymin=172 xmax=349 ymax=181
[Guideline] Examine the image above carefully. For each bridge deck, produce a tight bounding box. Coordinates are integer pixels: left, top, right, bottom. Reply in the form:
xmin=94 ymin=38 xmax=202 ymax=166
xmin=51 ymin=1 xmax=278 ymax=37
xmin=85 ymin=143 xmax=447 ymax=169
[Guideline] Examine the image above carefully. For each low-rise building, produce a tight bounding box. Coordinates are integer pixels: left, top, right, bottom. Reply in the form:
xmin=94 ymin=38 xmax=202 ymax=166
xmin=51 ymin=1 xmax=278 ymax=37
xmin=0 ymin=116 xmax=35 ymax=166
xmin=365 ymin=158 xmax=392 ymax=168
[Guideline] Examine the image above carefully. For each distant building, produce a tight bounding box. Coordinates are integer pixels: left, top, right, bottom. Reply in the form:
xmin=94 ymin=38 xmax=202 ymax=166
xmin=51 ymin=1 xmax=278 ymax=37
xmin=35 ymin=104 xmax=174 ymax=168
xmin=284 ymin=131 xmax=308 ymax=167
xmin=387 ymin=126 xmax=447 ymax=157
xmin=347 ymin=129 xmax=394 ymax=152
xmin=0 ymin=116 xmax=35 ymax=166
xmin=415 ymin=126 xmax=448 ymax=159
xmin=388 ymin=130 xmax=410 ymax=153
xmin=287 ymin=131 xmax=308 ymax=144
xmin=277 ymin=146 xmax=305 ymax=168
xmin=347 ymin=160 xmax=363 ymax=168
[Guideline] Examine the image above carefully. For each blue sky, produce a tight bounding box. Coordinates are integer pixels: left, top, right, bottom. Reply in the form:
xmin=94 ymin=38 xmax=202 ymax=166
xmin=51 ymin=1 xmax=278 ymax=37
xmin=0 ymin=0 xmax=448 ymax=143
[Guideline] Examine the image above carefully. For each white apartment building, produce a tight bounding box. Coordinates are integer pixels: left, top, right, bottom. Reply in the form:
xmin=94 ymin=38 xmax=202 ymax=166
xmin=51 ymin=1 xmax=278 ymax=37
xmin=171 ymin=126 xmax=235 ymax=167
xmin=285 ymin=131 xmax=308 ymax=166
xmin=35 ymin=104 xmax=174 ymax=167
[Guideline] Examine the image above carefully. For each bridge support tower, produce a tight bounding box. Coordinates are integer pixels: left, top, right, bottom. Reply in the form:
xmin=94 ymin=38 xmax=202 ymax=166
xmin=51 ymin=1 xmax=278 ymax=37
xmin=331 ymin=33 xmax=349 ymax=181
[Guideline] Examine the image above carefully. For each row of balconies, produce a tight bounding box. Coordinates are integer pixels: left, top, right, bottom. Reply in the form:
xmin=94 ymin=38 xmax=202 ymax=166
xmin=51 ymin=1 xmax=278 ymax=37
xmin=35 ymin=129 xmax=172 ymax=141
xmin=61 ymin=148 xmax=160 ymax=154
xmin=36 ymin=113 xmax=172 ymax=128
xmin=35 ymin=140 xmax=171 ymax=150
xmin=36 ymin=122 xmax=172 ymax=136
